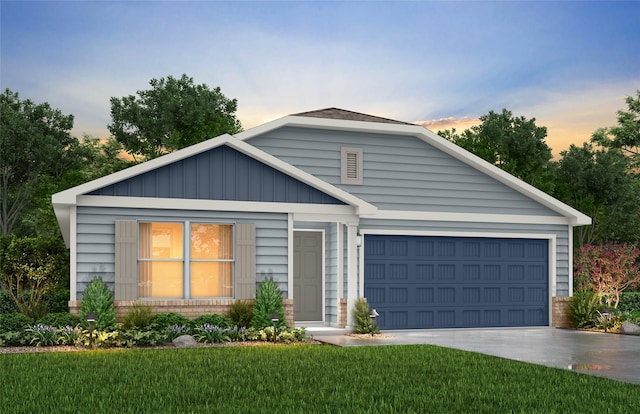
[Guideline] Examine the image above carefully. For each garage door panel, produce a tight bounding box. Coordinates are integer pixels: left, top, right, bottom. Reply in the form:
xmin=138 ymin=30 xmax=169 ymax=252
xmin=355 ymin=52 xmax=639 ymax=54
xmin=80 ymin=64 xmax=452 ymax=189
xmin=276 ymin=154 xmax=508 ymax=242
xmin=364 ymin=235 xmax=548 ymax=329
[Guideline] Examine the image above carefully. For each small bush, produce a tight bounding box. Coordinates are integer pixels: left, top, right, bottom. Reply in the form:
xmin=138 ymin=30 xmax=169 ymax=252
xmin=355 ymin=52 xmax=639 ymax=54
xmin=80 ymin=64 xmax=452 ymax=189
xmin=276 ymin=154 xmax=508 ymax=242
xmin=568 ymin=290 xmax=601 ymax=328
xmin=42 ymin=289 xmax=70 ymax=313
xmin=151 ymin=312 xmax=190 ymax=331
xmin=228 ymin=300 xmax=253 ymax=328
xmin=619 ymin=292 xmax=640 ymax=312
xmin=37 ymin=312 xmax=82 ymax=328
xmin=121 ymin=329 xmax=169 ymax=347
xmin=352 ymin=299 xmax=380 ymax=334
xmin=193 ymin=324 xmax=230 ymax=343
xmin=57 ymin=326 xmax=82 ymax=346
xmin=121 ymin=302 xmax=154 ymax=330
xmin=0 ymin=290 xmax=18 ymax=314
xmin=252 ymin=278 xmax=287 ymax=330
xmin=80 ymin=278 xmax=116 ymax=331
xmin=26 ymin=324 xmax=58 ymax=347
xmin=190 ymin=313 xmax=233 ymax=330
xmin=0 ymin=312 xmax=33 ymax=333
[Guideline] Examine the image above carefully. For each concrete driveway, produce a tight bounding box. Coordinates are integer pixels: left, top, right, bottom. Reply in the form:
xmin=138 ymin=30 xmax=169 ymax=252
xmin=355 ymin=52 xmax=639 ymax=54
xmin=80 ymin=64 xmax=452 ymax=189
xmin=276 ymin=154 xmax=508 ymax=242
xmin=311 ymin=327 xmax=640 ymax=385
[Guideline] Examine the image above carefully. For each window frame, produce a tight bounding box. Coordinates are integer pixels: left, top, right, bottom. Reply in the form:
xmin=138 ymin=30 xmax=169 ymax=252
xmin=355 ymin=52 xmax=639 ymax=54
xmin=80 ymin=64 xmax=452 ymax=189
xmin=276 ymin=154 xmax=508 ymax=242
xmin=137 ymin=220 xmax=236 ymax=300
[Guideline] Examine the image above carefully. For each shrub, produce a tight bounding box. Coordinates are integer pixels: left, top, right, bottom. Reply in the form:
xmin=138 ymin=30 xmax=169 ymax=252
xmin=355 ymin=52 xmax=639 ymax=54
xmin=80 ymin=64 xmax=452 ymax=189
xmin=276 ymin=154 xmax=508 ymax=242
xmin=352 ymin=298 xmax=380 ymax=334
xmin=42 ymin=289 xmax=70 ymax=313
xmin=0 ymin=290 xmax=18 ymax=314
xmin=618 ymin=292 xmax=640 ymax=312
xmin=167 ymin=323 xmax=190 ymax=340
xmin=80 ymin=278 xmax=116 ymax=331
xmin=37 ymin=312 xmax=82 ymax=328
xmin=228 ymin=300 xmax=253 ymax=328
xmin=252 ymin=278 xmax=287 ymax=330
xmin=26 ymin=324 xmax=58 ymax=347
xmin=0 ymin=312 xmax=33 ymax=333
xmin=574 ymin=243 xmax=640 ymax=308
xmin=567 ymin=290 xmax=601 ymax=328
xmin=121 ymin=329 xmax=169 ymax=347
xmin=193 ymin=324 xmax=230 ymax=343
xmin=190 ymin=313 xmax=233 ymax=330
xmin=121 ymin=302 xmax=154 ymax=330
xmin=57 ymin=326 xmax=82 ymax=346
xmin=151 ymin=312 xmax=190 ymax=331
xmin=77 ymin=330 xmax=120 ymax=348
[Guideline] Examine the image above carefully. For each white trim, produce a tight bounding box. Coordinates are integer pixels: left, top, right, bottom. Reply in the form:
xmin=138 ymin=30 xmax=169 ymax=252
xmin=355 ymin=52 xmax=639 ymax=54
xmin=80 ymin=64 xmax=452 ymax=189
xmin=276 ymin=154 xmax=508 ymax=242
xmin=77 ymin=195 xmax=358 ymax=215
xmin=69 ymin=206 xmax=77 ymax=301
xmin=568 ymin=225 xmax=574 ymax=297
xmin=287 ymin=214 xmax=294 ymax=300
xmin=365 ymin=210 xmax=572 ymax=225
xmin=293 ymin=229 xmax=326 ymax=323
xmin=359 ymin=229 xmax=557 ymax=328
xmin=293 ymin=212 xmax=359 ymax=226
xmin=346 ymin=224 xmax=359 ymax=327
xmin=336 ymin=222 xmax=344 ymax=300
xmin=236 ymin=115 xmax=590 ymax=225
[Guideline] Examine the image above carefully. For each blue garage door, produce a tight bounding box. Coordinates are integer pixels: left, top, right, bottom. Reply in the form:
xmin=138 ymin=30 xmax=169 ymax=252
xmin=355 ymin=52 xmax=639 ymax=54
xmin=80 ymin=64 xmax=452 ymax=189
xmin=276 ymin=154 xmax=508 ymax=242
xmin=364 ymin=235 xmax=548 ymax=329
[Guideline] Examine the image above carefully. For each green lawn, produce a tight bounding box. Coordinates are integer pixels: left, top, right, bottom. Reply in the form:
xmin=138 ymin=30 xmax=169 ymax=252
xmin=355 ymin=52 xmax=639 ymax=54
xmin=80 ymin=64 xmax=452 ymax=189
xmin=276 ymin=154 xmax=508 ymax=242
xmin=1 ymin=344 xmax=638 ymax=413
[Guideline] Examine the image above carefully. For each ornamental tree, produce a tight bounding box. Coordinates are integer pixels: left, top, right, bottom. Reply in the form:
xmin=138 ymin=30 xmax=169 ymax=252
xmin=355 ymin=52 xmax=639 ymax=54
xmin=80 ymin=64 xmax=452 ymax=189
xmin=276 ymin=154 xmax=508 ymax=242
xmin=574 ymin=243 xmax=640 ymax=309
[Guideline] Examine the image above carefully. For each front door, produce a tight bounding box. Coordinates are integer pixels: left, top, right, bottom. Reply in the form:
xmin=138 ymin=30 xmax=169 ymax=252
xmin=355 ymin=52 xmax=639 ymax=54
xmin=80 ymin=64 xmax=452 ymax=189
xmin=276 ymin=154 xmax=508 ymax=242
xmin=293 ymin=231 xmax=323 ymax=321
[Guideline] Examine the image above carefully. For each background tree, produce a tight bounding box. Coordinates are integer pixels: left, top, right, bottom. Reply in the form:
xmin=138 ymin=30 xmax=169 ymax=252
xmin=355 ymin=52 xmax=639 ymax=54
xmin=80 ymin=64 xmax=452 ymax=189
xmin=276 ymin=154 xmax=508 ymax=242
xmin=109 ymin=74 xmax=242 ymax=161
xmin=555 ymin=143 xmax=640 ymax=246
xmin=439 ymin=109 xmax=555 ymax=193
xmin=0 ymin=89 xmax=75 ymax=235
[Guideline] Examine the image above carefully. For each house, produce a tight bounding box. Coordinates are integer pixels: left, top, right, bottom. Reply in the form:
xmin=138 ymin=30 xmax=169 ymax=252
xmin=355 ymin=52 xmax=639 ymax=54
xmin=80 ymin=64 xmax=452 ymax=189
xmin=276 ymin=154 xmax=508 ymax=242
xmin=52 ymin=108 xmax=590 ymax=329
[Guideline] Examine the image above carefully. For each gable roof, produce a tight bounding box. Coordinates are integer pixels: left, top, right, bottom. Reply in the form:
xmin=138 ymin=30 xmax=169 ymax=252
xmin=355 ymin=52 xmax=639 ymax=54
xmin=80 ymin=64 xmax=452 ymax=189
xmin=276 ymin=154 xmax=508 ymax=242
xmin=236 ymin=109 xmax=591 ymax=226
xmin=291 ymin=108 xmax=413 ymax=125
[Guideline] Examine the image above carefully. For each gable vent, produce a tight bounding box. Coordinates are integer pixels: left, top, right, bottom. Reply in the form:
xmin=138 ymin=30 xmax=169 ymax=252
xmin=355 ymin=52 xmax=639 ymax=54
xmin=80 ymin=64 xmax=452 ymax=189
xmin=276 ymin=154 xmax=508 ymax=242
xmin=341 ymin=147 xmax=363 ymax=185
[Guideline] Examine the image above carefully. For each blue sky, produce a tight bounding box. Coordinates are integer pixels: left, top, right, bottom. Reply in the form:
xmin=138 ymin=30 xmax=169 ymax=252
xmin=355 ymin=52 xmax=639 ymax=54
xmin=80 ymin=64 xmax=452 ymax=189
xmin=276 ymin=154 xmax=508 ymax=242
xmin=2 ymin=1 xmax=639 ymax=155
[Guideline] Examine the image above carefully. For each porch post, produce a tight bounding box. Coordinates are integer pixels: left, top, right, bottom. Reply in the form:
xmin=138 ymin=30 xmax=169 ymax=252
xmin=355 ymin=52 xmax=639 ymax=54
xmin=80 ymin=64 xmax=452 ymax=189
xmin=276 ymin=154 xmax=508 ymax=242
xmin=346 ymin=223 xmax=358 ymax=327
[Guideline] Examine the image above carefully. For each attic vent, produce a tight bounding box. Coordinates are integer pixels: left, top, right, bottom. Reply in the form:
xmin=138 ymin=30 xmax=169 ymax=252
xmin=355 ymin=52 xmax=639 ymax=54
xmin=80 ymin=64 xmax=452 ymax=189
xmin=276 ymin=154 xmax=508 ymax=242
xmin=341 ymin=147 xmax=363 ymax=185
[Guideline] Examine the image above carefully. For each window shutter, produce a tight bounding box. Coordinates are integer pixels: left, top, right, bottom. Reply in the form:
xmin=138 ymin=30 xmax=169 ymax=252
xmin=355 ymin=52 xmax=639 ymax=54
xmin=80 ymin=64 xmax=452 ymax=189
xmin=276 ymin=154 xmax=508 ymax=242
xmin=235 ymin=223 xmax=256 ymax=299
xmin=341 ymin=147 xmax=363 ymax=185
xmin=115 ymin=220 xmax=138 ymax=300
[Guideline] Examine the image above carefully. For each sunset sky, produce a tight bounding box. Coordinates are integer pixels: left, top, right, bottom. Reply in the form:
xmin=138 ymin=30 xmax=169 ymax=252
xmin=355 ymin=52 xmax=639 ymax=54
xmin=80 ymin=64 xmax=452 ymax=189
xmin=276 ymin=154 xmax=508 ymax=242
xmin=2 ymin=1 xmax=639 ymax=157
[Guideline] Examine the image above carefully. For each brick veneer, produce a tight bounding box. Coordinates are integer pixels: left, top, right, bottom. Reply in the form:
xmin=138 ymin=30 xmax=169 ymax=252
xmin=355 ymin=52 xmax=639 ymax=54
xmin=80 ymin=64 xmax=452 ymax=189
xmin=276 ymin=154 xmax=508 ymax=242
xmin=552 ymin=296 xmax=573 ymax=328
xmin=69 ymin=299 xmax=295 ymax=326
xmin=338 ymin=298 xmax=347 ymax=328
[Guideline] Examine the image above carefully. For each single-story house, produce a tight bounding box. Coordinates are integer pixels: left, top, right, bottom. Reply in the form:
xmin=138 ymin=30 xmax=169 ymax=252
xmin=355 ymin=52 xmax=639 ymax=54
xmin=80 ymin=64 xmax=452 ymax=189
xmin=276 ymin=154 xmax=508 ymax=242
xmin=53 ymin=108 xmax=590 ymax=329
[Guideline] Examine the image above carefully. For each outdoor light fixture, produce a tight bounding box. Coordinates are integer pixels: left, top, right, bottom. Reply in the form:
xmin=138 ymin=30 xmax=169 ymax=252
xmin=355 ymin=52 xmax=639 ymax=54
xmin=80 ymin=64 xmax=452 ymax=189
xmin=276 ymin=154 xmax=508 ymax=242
xmin=369 ymin=309 xmax=379 ymax=337
xmin=356 ymin=235 xmax=362 ymax=247
xmin=85 ymin=312 xmax=96 ymax=348
xmin=270 ymin=313 xmax=279 ymax=343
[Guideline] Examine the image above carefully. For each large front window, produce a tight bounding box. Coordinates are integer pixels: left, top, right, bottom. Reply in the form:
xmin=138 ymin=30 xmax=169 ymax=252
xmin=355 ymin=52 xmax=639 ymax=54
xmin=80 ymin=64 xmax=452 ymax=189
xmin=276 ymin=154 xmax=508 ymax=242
xmin=138 ymin=222 xmax=234 ymax=298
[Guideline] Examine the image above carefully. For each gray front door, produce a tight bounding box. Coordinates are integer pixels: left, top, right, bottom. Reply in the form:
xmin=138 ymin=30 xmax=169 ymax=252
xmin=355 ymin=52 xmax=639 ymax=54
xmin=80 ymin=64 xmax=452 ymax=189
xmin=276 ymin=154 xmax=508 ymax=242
xmin=294 ymin=231 xmax=323 ymax=321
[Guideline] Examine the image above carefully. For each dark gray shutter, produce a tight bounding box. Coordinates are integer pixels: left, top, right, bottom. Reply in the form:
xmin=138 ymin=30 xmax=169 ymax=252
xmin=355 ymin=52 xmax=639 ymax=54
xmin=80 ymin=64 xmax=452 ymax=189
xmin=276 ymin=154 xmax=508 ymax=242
xmin=235 ymin=223 xmax=256 ymax=299
xmin=114 ymin=220 xmax=138 ymax=300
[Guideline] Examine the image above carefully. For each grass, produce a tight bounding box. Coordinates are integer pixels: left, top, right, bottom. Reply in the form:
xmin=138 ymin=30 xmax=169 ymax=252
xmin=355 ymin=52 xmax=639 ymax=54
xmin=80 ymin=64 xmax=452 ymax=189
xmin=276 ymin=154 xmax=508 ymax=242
xmin=1 ymin=345 xmax=638 ymax=413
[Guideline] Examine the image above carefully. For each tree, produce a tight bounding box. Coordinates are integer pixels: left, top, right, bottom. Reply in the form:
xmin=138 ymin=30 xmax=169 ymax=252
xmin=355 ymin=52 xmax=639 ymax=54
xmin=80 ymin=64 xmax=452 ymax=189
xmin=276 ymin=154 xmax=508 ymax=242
xmin=0 ymin=235 xmax=69 ymax=319
xmin=555 ymin=142 xmax=640 ymax=246
xmin=0 ymin=89 xmax=76 ymax=235
xmin=439 ymin=109 xmax=555 ymax=193
xmin=592 ymin=89 xmax=640 ymax=171
xmin=109 ymin=74 xmax=242 ymax=161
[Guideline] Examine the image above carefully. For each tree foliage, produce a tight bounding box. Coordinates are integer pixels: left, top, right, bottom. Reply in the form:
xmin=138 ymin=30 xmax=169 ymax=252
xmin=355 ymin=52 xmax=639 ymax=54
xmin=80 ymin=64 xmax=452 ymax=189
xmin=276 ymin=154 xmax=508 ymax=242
xmin=109 ymin=74 xmax=242 ymax=161
xmin=0 ymin=235 xmax=69 ymax=319
xmin=574 ymin=243 xmax=640 ymax=309
xmin=440 ymin=109 xmax=555 ymax=192
xmin=80 ymin=277 xmax=116 ymax=331
xmin=0 ymin=89 xmax=76 ymax=235
xmin=555 ymin=142 xmax=640 ymax=246
xmin=251 ymin=278 xmax=287 ymax=330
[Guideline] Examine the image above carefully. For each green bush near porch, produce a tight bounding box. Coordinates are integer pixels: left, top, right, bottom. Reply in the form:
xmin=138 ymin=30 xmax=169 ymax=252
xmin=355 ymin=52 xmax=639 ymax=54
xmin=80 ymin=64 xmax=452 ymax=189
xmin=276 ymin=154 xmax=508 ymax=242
xmin=1 ymin=345 xmax=638 ymax=413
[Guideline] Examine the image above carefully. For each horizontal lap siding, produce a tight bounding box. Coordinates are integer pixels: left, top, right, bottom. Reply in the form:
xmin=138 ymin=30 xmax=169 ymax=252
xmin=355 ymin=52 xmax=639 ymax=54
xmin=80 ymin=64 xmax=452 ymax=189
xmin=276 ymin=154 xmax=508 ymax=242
xmin=248 ymin=127 xmax=559 ymax=216
xmin=360 ymin=219 xmax=570 ymax=297
xmin=75 ymin=206 xmax=288 ymax=300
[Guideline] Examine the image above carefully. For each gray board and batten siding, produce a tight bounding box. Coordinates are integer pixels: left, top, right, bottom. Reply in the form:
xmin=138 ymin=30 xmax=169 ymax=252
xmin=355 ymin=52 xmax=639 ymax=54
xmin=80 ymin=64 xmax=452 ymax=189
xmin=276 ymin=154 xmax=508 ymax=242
xmin=88 ymin=145 xmax=345 ymax=206
xmin=75 ymin=206 xmax=289 ymax=299
xmin=246 ymin=126 xmax=561 ymax=216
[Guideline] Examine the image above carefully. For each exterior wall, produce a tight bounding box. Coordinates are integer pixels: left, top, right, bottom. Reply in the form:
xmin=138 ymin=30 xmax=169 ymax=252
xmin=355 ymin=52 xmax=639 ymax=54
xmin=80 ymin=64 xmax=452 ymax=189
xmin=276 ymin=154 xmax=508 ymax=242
xmin=552 ymin=296 xmax=573 ymax=328
xmin=248 ymin=127 xmax=560 ymax=216
xmin=75 ymin=206 xmax=289 ymax=300
xmin=359 ymin=218 xmax=571 ymax=296
xmin=89 ymin=145 xmax=344 ymax=205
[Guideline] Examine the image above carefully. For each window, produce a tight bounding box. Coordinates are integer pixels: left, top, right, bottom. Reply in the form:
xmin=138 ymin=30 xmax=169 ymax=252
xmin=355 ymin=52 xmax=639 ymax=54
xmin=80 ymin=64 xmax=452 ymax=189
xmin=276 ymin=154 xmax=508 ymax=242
xmin=138 ymin=222 xmax=234 ymax=299
xmin=341 ymin=147 xmax=363 ymax=185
